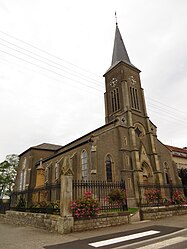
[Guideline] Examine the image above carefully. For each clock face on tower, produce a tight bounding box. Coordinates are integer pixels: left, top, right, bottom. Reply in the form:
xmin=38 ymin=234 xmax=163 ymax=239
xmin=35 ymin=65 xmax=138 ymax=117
xmin=129 ymin=75 xmax=136 ymax=85
xmin=109 ymin=77 xmax=118 ymax=87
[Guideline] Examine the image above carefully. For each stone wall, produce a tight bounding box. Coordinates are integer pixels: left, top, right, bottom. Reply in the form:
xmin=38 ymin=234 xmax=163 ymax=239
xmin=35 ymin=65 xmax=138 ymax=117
xmin=73 ymin=212 xmax=129 ymax=232
xmin=0 ymin=211 xmax=73 ymax=234
xmin=0 ymin=211 xmax=130 ymax=234
xmin=140 ymin=205 xmax=187 ymax=220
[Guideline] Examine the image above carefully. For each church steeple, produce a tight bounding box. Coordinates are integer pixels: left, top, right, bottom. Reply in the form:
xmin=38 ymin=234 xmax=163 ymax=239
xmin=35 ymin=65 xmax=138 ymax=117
xmin=105 ymin=23 xmax=138 ymax=74
xmin=104 ymin=22 xmax=145 ymax=124
xmin=111 ymin=24 xmax=131 ymax=66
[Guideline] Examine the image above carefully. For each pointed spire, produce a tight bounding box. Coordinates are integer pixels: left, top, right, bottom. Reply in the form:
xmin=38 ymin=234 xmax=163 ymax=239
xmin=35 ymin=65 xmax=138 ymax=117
xmin=111 ymin=23 xmax=131 ymax=66
xmin=104 ymin=19 xmax=140 ymax=76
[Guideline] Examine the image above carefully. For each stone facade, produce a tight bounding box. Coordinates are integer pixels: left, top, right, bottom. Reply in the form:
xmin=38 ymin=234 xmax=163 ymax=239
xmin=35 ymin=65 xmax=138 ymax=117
xmin=15 ymin=143 xmax=61 ymax=192
xmin=13 ymin=23 xmax=182 ymax=209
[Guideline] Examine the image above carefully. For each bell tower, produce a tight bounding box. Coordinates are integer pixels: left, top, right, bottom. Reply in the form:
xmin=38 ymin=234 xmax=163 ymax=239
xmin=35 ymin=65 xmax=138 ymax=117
xmin=103 ymin=23 xmax=148 ymax=124
xmin=104 ymin=22 xmax=165 ymax=192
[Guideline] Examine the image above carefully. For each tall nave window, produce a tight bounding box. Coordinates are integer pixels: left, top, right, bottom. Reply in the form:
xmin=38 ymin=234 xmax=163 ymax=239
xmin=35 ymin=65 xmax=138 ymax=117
xmin=106 ymin=155 xmax=113 ymax=182
xmin=19 ymin=157 xmax=27 ymax=191
xmin=81 ymin=150 xmax=88 ymax=181
xmin=111 ymin=88 xmax=120 ymax=112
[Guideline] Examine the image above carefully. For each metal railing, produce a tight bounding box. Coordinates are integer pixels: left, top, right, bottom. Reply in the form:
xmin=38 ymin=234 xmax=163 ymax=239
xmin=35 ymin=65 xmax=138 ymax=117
xmin=138 ymin=183 xmax=187 ymax=207
xmin=11 ymin=183 xmax=60 ymax=208
xmin=73 ymin=180 xmax=127 ymax=212
xmin=11 ymin=180 xmax=128 ymax=214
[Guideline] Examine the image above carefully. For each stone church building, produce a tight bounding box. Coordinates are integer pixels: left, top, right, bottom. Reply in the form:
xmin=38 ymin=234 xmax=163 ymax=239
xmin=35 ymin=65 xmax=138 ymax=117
xmin=14 ymin=24 xmax=181 ymax=207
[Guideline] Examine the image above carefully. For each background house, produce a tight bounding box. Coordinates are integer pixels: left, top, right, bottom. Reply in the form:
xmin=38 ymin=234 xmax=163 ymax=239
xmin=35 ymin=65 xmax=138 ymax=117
xmin=166 ymin=145 xmax=187 ymax=170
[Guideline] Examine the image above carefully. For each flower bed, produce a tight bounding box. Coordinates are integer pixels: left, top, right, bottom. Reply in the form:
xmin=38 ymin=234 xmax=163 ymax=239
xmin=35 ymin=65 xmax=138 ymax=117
xmin=71 ymin=191 xmax=100 ymax=219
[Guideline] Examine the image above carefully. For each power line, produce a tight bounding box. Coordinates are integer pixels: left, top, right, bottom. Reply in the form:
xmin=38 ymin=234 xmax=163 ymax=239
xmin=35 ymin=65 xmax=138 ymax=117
xmin=148 ymin=109 xmax=187 ymax=138
xmin=0 ymin=56 xmax=103 ymax=96
xmin=0 ymin=37 xmax=104 ymax=87
xmin=147 ymin=106 xmax=187 ymax=128
xmin=1 ymin=31 xmax=187 ymax=128
xmin=1 ymin=46 xmax=187 ymax=127
xmin=147 ymin=97 xmax=187 ymax=116
xmin=147 ymin=103 xmax=187 ymax=123
xmin=0 ymin=41 xmax=104 ymax=90
xmin=0 ymin=49 xmax=103 ymax=93
xmin=0 ymin=30 xmax=102 ymax=79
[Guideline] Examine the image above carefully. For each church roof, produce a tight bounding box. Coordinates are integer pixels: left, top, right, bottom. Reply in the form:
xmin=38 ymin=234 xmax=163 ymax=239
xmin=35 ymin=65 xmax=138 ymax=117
xmin=35 ymin=121 xmax=116 ymax=166
xmin=32 ymin=143 xmax=62 ymax=150
xmin=19 ymin=143 xmax=62 ymax=156
xmin=104 ymin=24 xmax=139 ymax=75
xmin=111 ymin=24 xmax=131 ymax=66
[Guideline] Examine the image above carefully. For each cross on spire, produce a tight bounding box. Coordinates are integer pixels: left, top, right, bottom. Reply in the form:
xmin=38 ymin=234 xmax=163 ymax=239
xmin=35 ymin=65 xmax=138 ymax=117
xmin=115 ymin=11 xmax=118 ymax=26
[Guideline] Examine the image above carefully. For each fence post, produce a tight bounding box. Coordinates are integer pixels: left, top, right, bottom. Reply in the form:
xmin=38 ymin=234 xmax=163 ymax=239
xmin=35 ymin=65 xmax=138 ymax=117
xmin=59 ymin=157 xmax=74 ymax=234
xmin=169 ymin=182 xmax=173 ymax=202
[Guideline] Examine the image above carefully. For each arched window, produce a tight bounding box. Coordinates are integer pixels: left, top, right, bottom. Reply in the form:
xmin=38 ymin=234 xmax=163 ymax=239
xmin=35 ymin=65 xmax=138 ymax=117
xmin=19 ymin=171 xmax=23 ymax=191
xmin=111 ymin=88 xmax=120 ymax=112
xmin=130 ymin=87 xmax=140 ymax=110
xmin=81 ymin=150 xmax=88 ymax=180
xmin=20 ymin=157 xmax=27 ymax=191
xmin=55 ymin=162 xmax=59 ymax=181
xmin=23 ymin=170 xmax=27 ymax=190
xmin=106 ymin=155 xmax=113 ymax=182
xmin=163 ymin=162 xmax=170 ymax=184
xmin=45 ymin=166 xmax=49 ymax=183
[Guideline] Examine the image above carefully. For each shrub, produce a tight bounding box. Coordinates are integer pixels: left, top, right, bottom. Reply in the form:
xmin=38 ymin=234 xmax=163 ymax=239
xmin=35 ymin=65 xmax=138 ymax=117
xmin=172 ymin=190 xmax=186 ymax=205
xmin=30 ymin=201 xmax=60 ymax=214
xmin=108 ymin=189 xmax=126 ymax=204
xmin=144 ymin=189 xmax=162 ymax=203
xmin=162 ymin=198 xmax=171 ymax=206
xmin=70 ymin=191 xmax=100 ymax=219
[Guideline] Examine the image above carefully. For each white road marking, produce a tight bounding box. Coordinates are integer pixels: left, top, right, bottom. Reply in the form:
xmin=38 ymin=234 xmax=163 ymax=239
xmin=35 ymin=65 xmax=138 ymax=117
xmin=137 ymin=236 xmax=187 ymax=249
xmin=88 ymin=230 xmax=160 ymax=248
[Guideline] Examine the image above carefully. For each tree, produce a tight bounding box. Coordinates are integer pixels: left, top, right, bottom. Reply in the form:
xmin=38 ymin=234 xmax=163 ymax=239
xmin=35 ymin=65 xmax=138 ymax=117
xmin=178 ymin=168 xmax=187 ymax=185
xmin=0 ymin=154 xmax=19 ymax=198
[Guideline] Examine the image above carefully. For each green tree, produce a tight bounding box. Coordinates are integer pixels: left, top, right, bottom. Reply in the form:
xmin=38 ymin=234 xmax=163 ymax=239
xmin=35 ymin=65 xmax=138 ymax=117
xmin=0 ymin=154 xmax=19 ymax=198
xmin=178 ymin=168 xmax=187 ymax=184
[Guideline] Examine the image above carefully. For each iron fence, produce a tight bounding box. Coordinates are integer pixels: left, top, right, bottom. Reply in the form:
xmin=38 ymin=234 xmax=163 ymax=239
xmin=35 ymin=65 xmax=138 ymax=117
xmin=11 ymin=183 xmax=60 ymax=208
xmin=138 ymin=183 xmax=187 ymax=207
xmin=72 ymin=180 xmax=127 ymax=212
xmin=10 ymin=180 xmax=127 ymax=214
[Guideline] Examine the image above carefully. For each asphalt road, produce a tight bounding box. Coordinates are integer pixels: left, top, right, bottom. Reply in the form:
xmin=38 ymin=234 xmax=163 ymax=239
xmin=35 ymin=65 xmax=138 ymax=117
xmin=1 ymin=214 xmax=187 ymax=249
xmin=44 ymin=225 xmax=183 ymax=249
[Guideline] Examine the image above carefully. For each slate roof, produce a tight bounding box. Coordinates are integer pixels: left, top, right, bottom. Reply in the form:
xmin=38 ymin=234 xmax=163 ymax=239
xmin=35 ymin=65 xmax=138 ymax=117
xmin=19 ymin=143 xmax=62 ymax=156
xmin=32 ymin=143 xmax=62 ymax=151
xmin=111 ymin=24 xmax=131 ymax=66
xmin=104 ymin=24 xmax=139 ymax=75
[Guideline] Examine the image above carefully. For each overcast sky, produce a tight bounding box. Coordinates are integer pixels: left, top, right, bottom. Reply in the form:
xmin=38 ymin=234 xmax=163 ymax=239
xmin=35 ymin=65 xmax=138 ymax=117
xmin=0 ymin=0 xmax=187 ymax=162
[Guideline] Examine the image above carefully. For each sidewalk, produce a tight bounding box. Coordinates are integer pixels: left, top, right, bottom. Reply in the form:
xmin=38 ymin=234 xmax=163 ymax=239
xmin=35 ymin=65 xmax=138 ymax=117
xmin=1 ymin=214 xmax=187 ymax=249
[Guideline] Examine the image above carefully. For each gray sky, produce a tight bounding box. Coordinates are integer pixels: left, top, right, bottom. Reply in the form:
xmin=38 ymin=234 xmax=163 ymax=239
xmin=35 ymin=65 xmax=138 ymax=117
xmin=0 ymin=0 xmax=187 ymax=162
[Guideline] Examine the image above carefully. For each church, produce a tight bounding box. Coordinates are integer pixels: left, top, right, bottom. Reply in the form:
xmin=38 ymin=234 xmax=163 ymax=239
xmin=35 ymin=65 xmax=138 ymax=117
xmin=14 ymin=23 xmax=181 ymax=207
